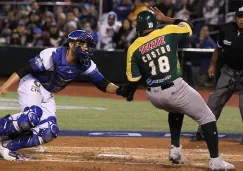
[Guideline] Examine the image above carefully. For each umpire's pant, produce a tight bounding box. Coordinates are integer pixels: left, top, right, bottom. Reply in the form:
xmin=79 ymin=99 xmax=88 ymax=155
xmin=207 ymin=64 xmax=243 ymax=122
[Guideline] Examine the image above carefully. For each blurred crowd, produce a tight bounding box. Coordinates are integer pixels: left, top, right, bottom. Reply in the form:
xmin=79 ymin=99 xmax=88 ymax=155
xmin=0 ymin=0 xmax=241 ymax=50
xmin=0 ymin=0 xmax=99 ymax=48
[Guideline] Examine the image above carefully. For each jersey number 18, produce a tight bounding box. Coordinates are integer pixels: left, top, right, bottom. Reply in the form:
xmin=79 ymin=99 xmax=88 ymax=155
xmin=149 ymin=56 xmax=170 ymax=75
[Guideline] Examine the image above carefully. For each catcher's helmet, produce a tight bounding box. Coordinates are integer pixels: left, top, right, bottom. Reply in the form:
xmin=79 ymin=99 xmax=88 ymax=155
xmin=136 ymin=10 xmax=158 ymax=36
xmin=63 ymin=30 xmax=97 ymax=65
xmin=63 ymin=30 xmax=96 ymax=48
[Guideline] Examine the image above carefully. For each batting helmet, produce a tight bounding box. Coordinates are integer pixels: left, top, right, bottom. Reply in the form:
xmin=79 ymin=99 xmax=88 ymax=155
xmin=136 ymin=10 xmax=158 ymax=36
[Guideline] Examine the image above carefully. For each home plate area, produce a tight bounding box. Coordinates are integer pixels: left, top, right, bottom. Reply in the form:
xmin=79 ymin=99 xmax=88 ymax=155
xmin=1 ymin=137 xmax=240 ymax=171
xmin=26 ymin=146 xmax=211 ymax=167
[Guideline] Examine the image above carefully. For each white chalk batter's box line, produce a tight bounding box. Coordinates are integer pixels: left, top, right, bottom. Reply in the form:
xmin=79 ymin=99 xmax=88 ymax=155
xmin=0 ymin=98 xmax=107 ymax=110
xmin=1 ymin=146 xmax=242 ymax=169
xmin=21 ymin=157 xmax=243 ymax=169
xmin=27 ymin=146 xmax=243 ymax=160
xmin=26 ymin=159 xmax=207 ymax=167
xmin=34 ymin=152 xmax=243 ymax=159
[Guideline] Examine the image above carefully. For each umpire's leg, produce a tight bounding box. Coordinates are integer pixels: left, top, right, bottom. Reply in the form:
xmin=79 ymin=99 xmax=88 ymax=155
xmin=238 ymin=90 xmax=243 ymax=144
xmin=207 ymin=65 xmax=235 ymax=120
xmin=192 ymin=65 xmax=234 ymax=141
xmin=238 ymin=90 xmax=243 ymax=122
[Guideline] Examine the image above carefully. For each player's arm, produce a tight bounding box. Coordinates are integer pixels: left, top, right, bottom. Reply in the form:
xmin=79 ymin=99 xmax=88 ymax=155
xmin=150 ymin=7 xmax=193 ymax=29
xmin=207 ymin=47 xmax=219 ymax=78
xmin=85 ymin=58 xmax=139 ymax=98
xmin=210 ymin=48 xmax=219 ymax=67
xmin=0 ymin=61 xmax=38 ymax=96
xmin=17 ymin=48 xmax=54 ymax=79
xmin=0 ymin=72 xmax=20 ymax=96
xmin=93 ymin=77 xmax=119 ymax=94
xmin=83 ymin=60 xmax=125 ymax=95
xmin=150 ymin=7 xmax=192 ymax=38
xmin=0 ymin=48 xmax=55 ymax=96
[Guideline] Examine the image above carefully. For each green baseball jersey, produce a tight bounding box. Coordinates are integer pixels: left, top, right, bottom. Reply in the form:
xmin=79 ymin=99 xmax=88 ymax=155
xmin=126 ymin=22 xmax=192 ymax=87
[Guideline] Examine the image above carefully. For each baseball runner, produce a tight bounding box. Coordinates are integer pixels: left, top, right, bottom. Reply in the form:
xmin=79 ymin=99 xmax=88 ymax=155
xmin=191 ymin=6 xmax=243 ymax=144
xmin=0 ymin=30 xmax=124 ymax=160
xmin=121 ymin=8 xmax=235 ymax=170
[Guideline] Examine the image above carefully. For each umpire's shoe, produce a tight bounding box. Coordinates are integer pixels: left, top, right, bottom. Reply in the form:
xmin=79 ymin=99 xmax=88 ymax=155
xmin=0 ymin=139 xmax=26 ymax=161
xmin=208 ymin=156 xmax=235 ymax=170
xmin=190 ymin=131 xmax=205 ymax=142
xmin=169 ymin=145 xmax=184 ymax=164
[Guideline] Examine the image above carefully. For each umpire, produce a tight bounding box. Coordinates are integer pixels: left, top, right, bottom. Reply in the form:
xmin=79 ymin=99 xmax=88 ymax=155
xmin=191 ymin=6 xmax=243 ymax=144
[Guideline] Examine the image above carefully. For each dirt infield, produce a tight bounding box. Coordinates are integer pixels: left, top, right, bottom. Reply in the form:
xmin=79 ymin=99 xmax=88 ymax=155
xmin=1 ymin=137 xmax=243 ymax=171
xmin=0 ymin=79 xmax=241 ymax=170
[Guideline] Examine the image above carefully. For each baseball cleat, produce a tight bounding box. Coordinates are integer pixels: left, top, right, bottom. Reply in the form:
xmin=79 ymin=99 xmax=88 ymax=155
xmin=0 ymin=140 xmax=26 ymax=161
xmin=240 ymin=138 xmax=243 ymax=145
xmin=169 ymin=144 xmax=184 ymax=164
xmin=8 ymin=151 xmax=26 ymax=160
xmin=190 ymin=131 xmax=205 ymax=142
xmin=0 ymin=141 xmax=17 ymax=161
xmin=208 ymin=156 xmax=235 ymax=171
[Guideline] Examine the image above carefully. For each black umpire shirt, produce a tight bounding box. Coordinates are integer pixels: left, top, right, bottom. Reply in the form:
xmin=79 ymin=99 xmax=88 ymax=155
xmin=217 ymin=21 xmax=243 ymax=70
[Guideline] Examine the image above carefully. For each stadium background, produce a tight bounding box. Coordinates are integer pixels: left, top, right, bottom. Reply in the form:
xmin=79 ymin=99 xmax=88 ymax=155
xmin=0 ymin=0 xmax=243 ymax=171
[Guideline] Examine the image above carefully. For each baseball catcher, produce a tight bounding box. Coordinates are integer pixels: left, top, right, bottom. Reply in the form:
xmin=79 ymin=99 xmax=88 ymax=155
xmin=0 ymin=30 xmax=124 ymax=160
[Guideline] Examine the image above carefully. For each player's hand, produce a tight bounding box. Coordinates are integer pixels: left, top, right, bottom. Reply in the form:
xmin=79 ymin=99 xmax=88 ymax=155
xmin=208 ymin=64 xmax=215 ymax=78
xmin=149 ymin=7 xmax=166 ymax=22
xmin=116 ymin=83 xmax=137 ymax=101
xmin=0 ymin=86 xmax=7 ymax=96
xmin=126 ymin=88 xmax=136 ymax=101
xmin=116 ymin=85 xmax=129 ymax=98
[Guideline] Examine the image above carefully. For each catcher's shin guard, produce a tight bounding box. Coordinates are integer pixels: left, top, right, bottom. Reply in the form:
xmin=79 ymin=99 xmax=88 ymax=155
xmin=6 ymin=118 xmax=59 ymax=151
xmin=0 ymin=106 xmax=43 ymax=136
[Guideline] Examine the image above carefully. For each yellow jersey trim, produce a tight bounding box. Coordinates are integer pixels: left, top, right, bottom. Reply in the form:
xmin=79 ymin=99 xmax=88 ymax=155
xmin=127 ymin=76 xmax=142 ymax=82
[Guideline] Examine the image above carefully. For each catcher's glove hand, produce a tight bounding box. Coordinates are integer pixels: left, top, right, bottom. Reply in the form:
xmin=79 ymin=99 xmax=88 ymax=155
xmin=116 ymin=82 xmax=138 ymax=101
xmin=116 ymin=85 xmax=129 ymax=98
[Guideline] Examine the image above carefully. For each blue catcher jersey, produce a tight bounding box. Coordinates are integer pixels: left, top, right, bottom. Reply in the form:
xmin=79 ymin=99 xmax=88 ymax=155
xmin=29 ymin=47 xmax=104 ymax=93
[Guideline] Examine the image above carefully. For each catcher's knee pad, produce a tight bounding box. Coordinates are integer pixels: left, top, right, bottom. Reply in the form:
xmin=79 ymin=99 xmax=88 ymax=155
xmin=38 ymin=124 xmax=59 ymax=144
xmin=17 ymin=105 xmax=43 ymax=131
xmin=21 ymin=123 xmax=59 ymax=147
xmin=0 ymin=105 xmax=43 ymax=136
xmin=0 ymin=114 xmax=15 ymax=136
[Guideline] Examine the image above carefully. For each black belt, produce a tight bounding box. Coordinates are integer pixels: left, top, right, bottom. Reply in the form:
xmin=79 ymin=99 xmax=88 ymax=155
xmin=147 ymin=82 xmax=174 ymax=92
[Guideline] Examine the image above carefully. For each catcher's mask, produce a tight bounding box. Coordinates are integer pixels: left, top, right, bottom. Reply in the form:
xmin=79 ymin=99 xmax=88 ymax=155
xmin=63 ymin=30 xmax=96 ymax=65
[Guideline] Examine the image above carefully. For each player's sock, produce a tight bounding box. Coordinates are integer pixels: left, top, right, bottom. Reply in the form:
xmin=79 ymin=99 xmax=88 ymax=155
xmin=201 ymin=121 xmax=219 ymax=158
xmin=168 ymin=112 xmax=184 ymax=147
